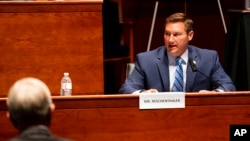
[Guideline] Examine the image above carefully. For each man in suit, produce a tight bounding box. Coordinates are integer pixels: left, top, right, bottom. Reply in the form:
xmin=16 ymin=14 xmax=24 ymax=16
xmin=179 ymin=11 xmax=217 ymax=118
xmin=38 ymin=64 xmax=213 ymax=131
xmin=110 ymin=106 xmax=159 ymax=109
xmin=6 ymin=77 xmax=72 ymax=141
xmin=119 ymin=12 xmax=236 ymax=94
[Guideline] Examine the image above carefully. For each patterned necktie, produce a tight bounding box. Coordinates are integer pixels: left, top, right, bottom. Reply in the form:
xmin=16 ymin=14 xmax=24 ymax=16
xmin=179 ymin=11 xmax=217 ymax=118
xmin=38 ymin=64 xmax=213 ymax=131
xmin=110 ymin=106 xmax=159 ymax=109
xmin=173 ymin=57 xmax=183 ymax=92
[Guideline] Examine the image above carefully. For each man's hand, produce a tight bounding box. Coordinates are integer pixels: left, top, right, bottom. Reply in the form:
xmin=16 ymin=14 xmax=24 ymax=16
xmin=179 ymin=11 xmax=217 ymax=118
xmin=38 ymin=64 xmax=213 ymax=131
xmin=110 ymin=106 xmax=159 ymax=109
xmin=141 ymin=89 xmax=159 ymax=93
xmin=199 ymin=90 xmax=217 ymax=93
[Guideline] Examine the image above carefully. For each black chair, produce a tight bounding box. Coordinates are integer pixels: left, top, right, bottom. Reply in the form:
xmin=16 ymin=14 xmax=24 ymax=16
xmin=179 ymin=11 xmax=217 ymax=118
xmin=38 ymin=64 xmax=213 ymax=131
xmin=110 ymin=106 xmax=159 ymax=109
xmin=103 ymin=0 xmax=134 ymax=94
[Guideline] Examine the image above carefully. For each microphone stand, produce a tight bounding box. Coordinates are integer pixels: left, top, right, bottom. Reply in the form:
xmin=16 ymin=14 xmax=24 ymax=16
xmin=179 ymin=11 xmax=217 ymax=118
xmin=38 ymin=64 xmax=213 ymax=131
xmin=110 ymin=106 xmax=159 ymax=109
xmin=146 ymin=1 xmax=159 ymax=52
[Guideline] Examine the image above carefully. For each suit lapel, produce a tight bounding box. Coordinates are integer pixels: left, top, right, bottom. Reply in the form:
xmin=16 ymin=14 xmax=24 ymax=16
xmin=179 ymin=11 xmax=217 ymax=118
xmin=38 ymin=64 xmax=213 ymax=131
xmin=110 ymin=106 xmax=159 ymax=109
xmin=186 ymin=61 xmax=196 ymax=91
xmin=186 ymin=46 xmax=198 ymax=92
xmin=156 ymin=49 xmax=170 ymax=91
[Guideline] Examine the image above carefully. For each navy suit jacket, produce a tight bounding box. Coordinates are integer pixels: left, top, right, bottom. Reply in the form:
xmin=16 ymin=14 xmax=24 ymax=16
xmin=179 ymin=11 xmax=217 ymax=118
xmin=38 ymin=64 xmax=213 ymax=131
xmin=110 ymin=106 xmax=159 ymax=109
xmin=119 ymin=45 xmax=236 ymax=94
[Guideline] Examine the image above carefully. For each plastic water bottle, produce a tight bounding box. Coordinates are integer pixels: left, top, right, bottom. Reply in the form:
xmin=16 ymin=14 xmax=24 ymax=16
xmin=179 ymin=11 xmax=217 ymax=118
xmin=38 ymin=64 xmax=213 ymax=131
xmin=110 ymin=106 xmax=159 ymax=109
xmin=60 ymin=72 xmax=72 ymax=96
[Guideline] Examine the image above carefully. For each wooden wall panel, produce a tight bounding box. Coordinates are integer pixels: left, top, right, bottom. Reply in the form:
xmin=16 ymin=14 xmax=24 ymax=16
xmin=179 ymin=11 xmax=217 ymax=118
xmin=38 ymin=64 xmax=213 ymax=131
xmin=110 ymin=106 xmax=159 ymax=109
xmin=0 ymin=1 xmax=104 ymax=96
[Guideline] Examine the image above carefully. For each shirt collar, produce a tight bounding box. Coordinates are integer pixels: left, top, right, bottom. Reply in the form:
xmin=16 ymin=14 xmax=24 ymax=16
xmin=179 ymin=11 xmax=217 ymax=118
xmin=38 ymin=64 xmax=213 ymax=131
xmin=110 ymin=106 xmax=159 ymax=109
xmin=167 ymin=49 xmax=188 ymax=65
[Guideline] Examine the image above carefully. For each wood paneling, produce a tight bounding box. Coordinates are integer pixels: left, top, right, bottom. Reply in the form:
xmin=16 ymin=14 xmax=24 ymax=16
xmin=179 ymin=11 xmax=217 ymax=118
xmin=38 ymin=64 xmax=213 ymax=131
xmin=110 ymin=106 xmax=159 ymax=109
xmin=1 ymin=92 xmax=250 ymax=140
xmin=0 ymin=1 xmax=104 ymax=96
xmin=120 ymin=0 xmax=246 ymax=58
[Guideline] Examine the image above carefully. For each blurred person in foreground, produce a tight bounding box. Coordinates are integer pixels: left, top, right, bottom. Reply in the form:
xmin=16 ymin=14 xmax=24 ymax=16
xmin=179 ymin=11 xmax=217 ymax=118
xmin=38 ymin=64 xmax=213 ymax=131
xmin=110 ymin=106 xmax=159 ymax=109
xmin=6 ymin=77 xmax=72 ymax=141
xmin=119 ymin=12 xmax=236 ymax=94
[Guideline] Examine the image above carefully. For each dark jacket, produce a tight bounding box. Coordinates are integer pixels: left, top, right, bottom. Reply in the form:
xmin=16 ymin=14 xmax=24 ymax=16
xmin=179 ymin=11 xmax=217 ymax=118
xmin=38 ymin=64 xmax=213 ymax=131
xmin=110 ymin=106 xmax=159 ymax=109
xmin=8 ymin=125 xmax=72 ymax=141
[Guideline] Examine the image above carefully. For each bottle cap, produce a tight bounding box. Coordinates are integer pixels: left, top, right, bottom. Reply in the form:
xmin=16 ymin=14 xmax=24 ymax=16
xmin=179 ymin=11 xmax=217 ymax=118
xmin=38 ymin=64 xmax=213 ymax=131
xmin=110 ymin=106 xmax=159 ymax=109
xmin=64 ymin=72 xmax=69 ymax=76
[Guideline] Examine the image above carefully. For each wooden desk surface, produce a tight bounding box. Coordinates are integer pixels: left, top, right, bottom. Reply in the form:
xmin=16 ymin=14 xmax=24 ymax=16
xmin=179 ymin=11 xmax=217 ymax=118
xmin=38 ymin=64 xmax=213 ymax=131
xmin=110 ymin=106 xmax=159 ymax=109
xmin=1 ymin=91 xmax=250 ymax=141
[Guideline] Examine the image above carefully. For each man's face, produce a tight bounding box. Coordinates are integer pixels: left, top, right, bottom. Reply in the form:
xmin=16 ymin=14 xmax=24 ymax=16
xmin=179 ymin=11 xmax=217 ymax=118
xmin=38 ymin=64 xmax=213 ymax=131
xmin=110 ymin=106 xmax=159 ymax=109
xmin=164 ymin=22 xmax=194 ymax=57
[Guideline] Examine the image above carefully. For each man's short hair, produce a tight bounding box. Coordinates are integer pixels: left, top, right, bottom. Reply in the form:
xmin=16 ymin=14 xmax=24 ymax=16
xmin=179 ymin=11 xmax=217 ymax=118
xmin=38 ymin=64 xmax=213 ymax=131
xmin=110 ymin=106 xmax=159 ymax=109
xmin=165 ymin=12 xmax=194 ymax=33
xmin=7 ymin=77 xmax=52 ymax=124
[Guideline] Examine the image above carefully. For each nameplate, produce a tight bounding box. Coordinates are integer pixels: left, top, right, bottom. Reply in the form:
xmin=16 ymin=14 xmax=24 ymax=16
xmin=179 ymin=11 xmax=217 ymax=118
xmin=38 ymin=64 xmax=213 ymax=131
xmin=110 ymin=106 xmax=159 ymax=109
xmin=139 ymin=92 xmax=185 ymax=109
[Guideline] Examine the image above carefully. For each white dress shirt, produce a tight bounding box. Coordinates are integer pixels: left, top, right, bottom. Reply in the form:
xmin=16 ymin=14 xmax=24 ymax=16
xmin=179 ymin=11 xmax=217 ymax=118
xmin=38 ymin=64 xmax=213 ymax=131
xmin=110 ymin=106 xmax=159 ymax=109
xmin=168 ymin=50 xmax=188 ymax=92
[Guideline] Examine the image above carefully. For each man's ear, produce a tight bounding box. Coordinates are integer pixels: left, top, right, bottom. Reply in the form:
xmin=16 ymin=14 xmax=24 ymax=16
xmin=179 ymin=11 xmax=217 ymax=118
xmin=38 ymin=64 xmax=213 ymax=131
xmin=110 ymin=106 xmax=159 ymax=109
xmin=6 ymin=111 xmax=10 ymax=119
xmin=7 ymin=112 xmax=18 ymax=129
xmin=50 ymin=103 xmax=55 ymax=113
xmin=188 ymin=31 xmax=194 ymax=41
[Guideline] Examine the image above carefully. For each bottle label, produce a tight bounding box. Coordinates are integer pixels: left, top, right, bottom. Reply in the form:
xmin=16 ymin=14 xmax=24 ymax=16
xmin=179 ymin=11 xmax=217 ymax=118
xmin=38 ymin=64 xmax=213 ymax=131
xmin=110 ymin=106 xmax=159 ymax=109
xmin=61 ymin=83 xmax=72 ymax=89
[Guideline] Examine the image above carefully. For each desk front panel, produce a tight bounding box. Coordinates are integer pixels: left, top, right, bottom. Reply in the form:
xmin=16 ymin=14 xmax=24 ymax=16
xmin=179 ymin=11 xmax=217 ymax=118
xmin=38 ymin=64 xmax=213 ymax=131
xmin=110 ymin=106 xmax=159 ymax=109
xmin=1 ymin=92 xmax=250 ymax=140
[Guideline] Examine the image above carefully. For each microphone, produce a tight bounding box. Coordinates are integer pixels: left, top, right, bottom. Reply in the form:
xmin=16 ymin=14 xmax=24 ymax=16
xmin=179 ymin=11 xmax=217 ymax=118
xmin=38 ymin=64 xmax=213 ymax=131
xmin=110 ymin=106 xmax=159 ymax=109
xmin=189 ymin=59 xmax=225 ymax=91
xmin=189 ymin=59 xmax=198 ymax=72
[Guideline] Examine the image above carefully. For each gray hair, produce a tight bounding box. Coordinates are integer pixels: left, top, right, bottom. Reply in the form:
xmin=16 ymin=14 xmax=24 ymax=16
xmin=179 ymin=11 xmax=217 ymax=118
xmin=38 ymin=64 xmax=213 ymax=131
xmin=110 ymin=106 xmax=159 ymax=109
xmin=7 ymin=77 xmax=52 ymax=122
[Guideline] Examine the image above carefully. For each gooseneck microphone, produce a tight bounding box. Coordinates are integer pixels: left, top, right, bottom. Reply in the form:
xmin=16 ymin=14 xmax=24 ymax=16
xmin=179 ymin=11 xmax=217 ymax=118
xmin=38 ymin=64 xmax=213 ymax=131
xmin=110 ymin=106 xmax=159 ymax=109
xmin=189 ymin=59 xmax=225 ymax=91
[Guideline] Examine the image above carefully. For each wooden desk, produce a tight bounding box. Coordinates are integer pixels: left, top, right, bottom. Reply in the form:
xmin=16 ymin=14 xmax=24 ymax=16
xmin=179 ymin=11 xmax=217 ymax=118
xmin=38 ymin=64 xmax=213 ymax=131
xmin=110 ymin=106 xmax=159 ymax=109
xmin=0 ymin=0 xmax=103 ymax=96
xmin=1 ymin=92 xmax=250 ymax=141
